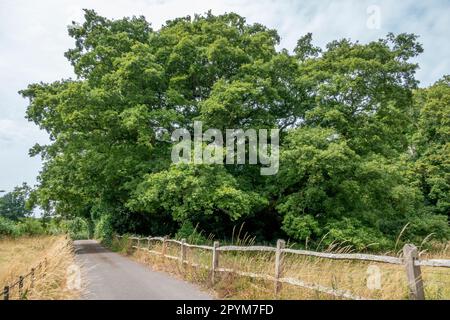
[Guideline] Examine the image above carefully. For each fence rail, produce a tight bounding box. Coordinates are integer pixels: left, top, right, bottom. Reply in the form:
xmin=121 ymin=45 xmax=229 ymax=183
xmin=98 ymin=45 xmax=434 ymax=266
xmin=2 ymin=258 xmax=48 ymax=300
xmin=118 ymin=235 xmax=450 ymax=300
xmin=281 ymin=248 xmax=403 ymax=265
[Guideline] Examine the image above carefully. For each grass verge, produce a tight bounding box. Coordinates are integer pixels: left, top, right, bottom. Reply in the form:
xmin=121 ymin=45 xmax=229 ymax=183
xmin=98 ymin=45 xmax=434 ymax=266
xmin=0 ymin=235 xmax=80 ymax=300
xmin=110 ymin=236 xmax=450 ymax=300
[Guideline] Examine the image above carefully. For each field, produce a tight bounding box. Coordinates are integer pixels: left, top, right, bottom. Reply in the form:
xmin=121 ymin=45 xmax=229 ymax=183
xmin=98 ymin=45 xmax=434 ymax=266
xmin=0 ymin=235 xmax=80 ymax=300
xmin=112 ymin=236 xmax=450 ymax=300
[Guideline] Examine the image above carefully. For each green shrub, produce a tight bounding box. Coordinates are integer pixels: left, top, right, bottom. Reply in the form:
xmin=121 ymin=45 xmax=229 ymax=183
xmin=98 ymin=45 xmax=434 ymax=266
xmin=17 ymin=218 xmax=45 ymax=236
xmin=0 ymin=216 xmax=19 ymax=236
xmin=403 ymin=213 xmax=450 ymax=244
xmin=281 ymin=214 xmax=320 ymax=241
xmin=65 ymin=217 xmax=90 ymax=240
xmin=110 ymin=234 xmax=133 ymax=254
xmin=94 ymin=215 xmax=114 ymax=244
xmin=45 ymin=218 xmax=65 ymax=235
xmin=323 ymin=218 xmax=393 ymax=251
xmin=175 ymin=221 xmax=207 ymax=244
xmin=44 ymin=217 xmax=91 ymax=239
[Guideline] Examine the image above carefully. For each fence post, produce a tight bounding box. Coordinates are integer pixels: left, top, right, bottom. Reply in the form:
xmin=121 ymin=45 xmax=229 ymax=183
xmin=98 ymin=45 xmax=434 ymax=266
xmin=137 ymin=237 xmax=141 ymax=249
xmin=42 ymin=258 xmax=47 ymax=278
xmin=31 ymin=268 xmax=35 ymax=288
xmin=211 ymin=241 xmax=220 ymax=285
xmin=3 ymin=286 xmax=9 ymax=300
xmin=148 ymin=236 xmax=151 ymax=250
xmin=18 ymin=275 xmax=24 ymax=298
xmin=403 ymin=244 xmax=425 ymax=300
xmin=43 ymin=258 xmax=48 ymax=278
xmin=180 ymin=238 xmax=187 ymax=266
xmin=274 ymin=239 xmax=285 ymax=295
xmin=162 ymin=236 xmax=168 ymax=257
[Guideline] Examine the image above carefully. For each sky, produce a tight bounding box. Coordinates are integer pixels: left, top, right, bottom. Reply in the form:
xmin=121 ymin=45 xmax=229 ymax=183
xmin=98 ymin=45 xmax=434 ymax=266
xmin=0 ymin=0 xmax=449 ymax=194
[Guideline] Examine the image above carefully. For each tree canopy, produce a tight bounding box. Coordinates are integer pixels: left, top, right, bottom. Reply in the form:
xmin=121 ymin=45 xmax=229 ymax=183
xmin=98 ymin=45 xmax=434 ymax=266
xmin=0 ymin=183 xmax=33 ymax=221
xmin=21 ymin=10 xmax=449 ymax=250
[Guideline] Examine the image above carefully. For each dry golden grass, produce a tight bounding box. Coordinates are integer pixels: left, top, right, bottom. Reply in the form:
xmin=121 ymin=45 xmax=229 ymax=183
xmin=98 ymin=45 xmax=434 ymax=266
xmin=112 ymin=236 xmax=450 ymax=300
xmin=0 ymin=235 xmax=80 ymax=300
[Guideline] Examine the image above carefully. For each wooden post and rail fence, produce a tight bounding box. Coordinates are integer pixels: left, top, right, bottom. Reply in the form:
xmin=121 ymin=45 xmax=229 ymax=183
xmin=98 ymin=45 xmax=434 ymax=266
xmin=2 ymin=258 xmax=48 ymax=300
xmin=117 ymin=234 xmax=450 ymax=300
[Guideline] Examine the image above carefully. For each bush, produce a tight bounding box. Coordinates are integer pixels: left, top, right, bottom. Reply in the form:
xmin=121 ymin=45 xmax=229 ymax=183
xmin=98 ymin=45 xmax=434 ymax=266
xmin=45 ymin=218 xmax=65 ymax=235
xmin=65 ymin=217 xmax=90 ymax=240
xmin=94 ymin=215 xmax=114 ymax=245
xmin=403 ymin=213 xmax=450 ymax=244
xmin=175 ymin=221 xmax=208 ymax=244
xmin=0 ymin=216 xmax=93 ymax=239
xmin=17 ymin=218 xmax=45 ymax=236
xmin=0 ymin=216 xmax=19 ymax=236
xmin=281 ymin=214 xmax=320 ymax=241
xmin=323 ymin=218 xmax=393 ymax=251
xmin=110 ymin=234 xmax=133 ymax=254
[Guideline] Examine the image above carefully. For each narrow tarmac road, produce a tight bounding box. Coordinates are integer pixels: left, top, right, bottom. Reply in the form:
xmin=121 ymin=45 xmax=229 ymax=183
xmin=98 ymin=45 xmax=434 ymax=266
xmin=74 ymin=240 xmax=212 ymax=300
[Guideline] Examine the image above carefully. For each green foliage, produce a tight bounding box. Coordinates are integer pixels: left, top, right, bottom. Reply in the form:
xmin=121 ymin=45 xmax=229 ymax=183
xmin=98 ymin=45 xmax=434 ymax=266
xmin=299 ymin=33 xmax=422 ymax=157
xmin=0 ymin=215 xmax=93 ymax=239
xmin=0 ymin=216 xmax=20 ymax=237
xmin=94 ymin=215 xmax=114 ymax=244
xmin=175 ymin=221 xmax=207 ymax=244
xmin=60 ymin=217 xmax=90 ymax=240
xmin=0 ymin=217 xmax=46 ymax=237
xmin=128 ymin=164 xmax=267 ymax=223
xmin=403 ymin=212 xmax=450 ymax=244
xmin=0 ymin=183 xmax=33 ymax=221
xmin=281 ymin=214 xmax=319 ymax=242
xmin=17 ymin=218 xmax=45 ymax=236
xmin=45 ymin=218 xmax=64 ymax=236
xmin=412 ymin=76 xmax=450 ymax=216
xmin=323 ymin=218 xmax=393 ymax=251
xmin=20 ymin=10 xmax=450 ymax=251
xmin=110 ymin=234 xmax=130 ymax=253
xmin=275 ymin=126 xmax=427 ymax=247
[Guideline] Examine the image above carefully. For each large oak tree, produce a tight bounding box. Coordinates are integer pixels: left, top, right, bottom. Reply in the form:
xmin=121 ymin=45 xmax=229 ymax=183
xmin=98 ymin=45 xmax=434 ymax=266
xmin=21 ymin=10 xmax=449 ymax=249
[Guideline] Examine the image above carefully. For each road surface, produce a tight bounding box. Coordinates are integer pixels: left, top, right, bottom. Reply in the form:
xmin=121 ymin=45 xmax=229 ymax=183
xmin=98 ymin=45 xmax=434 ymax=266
xmin=74 ymin=240 xmax=212 ymax=300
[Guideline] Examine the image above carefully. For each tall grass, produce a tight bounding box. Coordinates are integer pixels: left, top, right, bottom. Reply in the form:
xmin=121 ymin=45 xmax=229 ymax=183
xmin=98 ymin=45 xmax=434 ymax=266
xmin=111 ymin=235 xmax=450 ymax=300
xmin=0 ymin=235 xmax=80 ymax=300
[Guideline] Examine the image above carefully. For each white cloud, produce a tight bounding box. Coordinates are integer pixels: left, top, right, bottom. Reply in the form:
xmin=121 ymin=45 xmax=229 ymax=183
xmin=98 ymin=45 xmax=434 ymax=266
xmin=0 ymin=0 xmax=449 ymax=191
xmin=0 ymin=119 xmax=47 ymax=144
xmin=0 ymin=118 xmax=48 ymax=191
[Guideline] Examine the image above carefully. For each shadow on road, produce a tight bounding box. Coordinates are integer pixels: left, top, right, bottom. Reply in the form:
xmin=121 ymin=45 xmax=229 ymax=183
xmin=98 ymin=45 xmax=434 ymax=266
xmin=75 ymin=240 xmax=110 ymax=255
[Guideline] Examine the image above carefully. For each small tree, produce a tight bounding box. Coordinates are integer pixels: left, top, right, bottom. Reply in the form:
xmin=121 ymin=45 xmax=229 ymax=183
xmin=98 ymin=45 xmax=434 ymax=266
xmin=0 ymin=183 xmax=33 ymax=221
